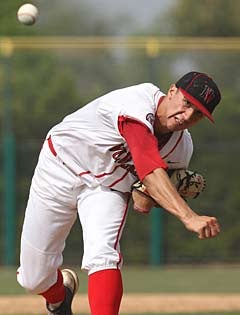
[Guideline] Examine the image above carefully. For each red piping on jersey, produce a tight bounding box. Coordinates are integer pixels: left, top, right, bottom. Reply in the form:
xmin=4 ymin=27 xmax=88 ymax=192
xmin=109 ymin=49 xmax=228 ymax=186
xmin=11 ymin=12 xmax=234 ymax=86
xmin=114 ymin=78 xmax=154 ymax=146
xmin=79 ymin=170 xmax=91 ymax=176
xmin=156 ymin=95 xmax=165 ymax=111
xmin=83 ymin=167 xmax=130 ymax=189
xmin=47 ymin=136 xmax=57 ymax=156
xmin=162 ymin=131 xmax=184 ymax=159
xmin=47 ymin=135 xmax=133 ymax=189
xmin=108 ymin=170 xmax=130 ymax=188
xmin=94 ymin=165 xmax=120 ymax=178
xmin=47 ymin=136 xmax=91 ymax=176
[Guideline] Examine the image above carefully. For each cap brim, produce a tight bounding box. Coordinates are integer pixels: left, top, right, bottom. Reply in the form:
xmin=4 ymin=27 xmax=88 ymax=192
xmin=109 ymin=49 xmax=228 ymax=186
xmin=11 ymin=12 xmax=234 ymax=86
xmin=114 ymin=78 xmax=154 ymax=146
xmin=179 ymin=88 xmax=214 ymax=123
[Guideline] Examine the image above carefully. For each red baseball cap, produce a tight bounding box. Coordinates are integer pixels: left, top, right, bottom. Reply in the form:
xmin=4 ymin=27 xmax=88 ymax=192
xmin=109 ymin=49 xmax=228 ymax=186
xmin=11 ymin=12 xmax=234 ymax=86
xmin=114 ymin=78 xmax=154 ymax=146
xmin=175 ymin=71 xmax=221 ymax=122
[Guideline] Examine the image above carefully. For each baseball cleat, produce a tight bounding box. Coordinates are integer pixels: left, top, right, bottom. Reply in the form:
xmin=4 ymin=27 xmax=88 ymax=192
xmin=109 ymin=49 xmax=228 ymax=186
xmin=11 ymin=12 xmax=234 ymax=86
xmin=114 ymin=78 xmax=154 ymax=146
xmin=46 ymin=269 xmax=79 ymax=315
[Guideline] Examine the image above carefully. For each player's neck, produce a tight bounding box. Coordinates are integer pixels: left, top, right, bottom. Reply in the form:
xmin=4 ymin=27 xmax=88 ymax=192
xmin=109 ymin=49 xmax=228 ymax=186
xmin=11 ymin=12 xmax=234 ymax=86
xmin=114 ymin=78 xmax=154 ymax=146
xmin=154 ymin=98 xmax=171 ymax=135
xmin=154 ymin=119 xmax=170 ymax=136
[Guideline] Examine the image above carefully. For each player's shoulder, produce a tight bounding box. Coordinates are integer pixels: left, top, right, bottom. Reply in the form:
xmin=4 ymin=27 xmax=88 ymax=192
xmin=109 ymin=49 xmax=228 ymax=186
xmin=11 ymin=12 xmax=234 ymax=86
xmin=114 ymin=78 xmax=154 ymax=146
xmin=170 ymin=129 xmax=193 ymax=155
xmin=114 ymin=82 xmax=159 ymax=93
xmin=181 ymin=129 xmax=193 ymax=156
xmin=103 ymin=83 xmax=162 ymax=99
xmin=182 ymin=128 xmax=192 ymax=138
xmin=182 ymin=129 xmax=193 ymax=144
xmin=164 ymin=129 xmax=193 ymax=169
xmin=176 ymin=129 xmax=193 ymax=152
xmin=129 ymin=83 xmax=164 ymax=102
xmin=133 ymin=82 xmax=160 ymax=92
xmin=136 ymin=82 xmax=158 ymax=88
xmin=168 ymin=129 xmax=192 ymax=148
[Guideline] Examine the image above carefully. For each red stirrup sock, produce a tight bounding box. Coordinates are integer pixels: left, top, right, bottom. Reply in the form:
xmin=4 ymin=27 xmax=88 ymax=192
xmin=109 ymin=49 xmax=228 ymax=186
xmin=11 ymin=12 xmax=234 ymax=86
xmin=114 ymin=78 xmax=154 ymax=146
xmin=40 ymin=269 xmax=65 ymax=304
xmin=88 ymin=269 xmax=123 ymax=315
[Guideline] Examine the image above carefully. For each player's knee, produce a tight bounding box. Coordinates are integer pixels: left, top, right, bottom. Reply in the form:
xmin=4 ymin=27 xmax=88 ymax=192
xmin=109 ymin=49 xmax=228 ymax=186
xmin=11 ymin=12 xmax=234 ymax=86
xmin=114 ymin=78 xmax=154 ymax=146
xmin=17 ymin=276 xmax=44 ymax=293
xmin=17 ymin=269 xmax=53 ymax=294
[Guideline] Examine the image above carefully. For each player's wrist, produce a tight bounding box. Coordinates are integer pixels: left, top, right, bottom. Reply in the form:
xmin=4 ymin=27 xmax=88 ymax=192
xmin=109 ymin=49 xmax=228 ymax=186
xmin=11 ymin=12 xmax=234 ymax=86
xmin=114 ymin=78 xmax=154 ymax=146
xmin=179 ymin=210 xmax=198 ymax=225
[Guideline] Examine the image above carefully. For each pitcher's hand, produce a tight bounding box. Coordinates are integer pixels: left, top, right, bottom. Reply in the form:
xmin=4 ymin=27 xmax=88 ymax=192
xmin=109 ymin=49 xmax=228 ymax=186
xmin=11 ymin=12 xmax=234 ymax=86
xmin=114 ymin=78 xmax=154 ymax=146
xmin=183 ymin=215 xmax=220 ymax=239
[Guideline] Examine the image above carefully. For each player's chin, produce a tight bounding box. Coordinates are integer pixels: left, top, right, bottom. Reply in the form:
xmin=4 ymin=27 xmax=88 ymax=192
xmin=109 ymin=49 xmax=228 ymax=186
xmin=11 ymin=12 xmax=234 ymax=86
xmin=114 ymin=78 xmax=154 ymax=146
xmin=166 ymin=119 xmax=185 ymax=131
xmin=168 ymin=123 xmax=185 ymax=132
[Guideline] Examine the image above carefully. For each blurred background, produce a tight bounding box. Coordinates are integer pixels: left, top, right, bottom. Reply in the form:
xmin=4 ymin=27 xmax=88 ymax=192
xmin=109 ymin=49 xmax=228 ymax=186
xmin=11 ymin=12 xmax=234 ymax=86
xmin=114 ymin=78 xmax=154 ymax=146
xmin=0 ymin=0 xmax=240 ymax=271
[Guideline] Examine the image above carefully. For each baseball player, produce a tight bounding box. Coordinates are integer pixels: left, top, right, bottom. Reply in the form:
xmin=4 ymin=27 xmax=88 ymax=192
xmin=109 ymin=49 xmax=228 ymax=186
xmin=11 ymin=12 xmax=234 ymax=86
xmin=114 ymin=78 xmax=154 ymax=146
xmin=17 ymin=71 xmax=221 ymax=315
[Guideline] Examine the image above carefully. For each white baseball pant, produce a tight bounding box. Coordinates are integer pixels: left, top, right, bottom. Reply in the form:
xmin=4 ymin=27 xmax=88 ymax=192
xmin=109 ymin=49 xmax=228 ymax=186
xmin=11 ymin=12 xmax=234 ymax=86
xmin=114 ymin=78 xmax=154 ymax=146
xmin=17 ymin=139 xmax=130 ymax=294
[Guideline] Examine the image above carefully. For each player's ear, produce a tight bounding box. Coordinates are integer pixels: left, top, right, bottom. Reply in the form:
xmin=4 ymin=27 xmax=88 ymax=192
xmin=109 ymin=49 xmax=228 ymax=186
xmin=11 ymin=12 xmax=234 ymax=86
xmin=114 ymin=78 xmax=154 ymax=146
xmin=167 ymin=84 xmax=178 ymax=99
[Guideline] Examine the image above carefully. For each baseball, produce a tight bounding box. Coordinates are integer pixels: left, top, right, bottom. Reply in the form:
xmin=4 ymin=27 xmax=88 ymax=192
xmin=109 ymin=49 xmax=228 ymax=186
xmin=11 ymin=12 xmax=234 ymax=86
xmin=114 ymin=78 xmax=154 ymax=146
xmin=17 ymin=3 xmax=38 ymax=25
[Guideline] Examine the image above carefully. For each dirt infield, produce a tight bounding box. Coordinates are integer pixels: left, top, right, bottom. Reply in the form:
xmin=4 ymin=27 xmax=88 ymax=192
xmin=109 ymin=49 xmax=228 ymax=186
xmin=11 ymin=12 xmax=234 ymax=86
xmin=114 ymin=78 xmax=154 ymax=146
xmin=2 ymin=293 xmax=240 ymax=314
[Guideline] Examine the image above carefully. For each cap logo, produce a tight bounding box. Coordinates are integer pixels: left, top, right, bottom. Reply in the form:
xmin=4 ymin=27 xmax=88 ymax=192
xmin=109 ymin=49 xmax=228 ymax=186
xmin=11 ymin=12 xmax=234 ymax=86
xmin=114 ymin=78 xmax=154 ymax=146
xmin=200 ymin=85 xmax=215 ymax=105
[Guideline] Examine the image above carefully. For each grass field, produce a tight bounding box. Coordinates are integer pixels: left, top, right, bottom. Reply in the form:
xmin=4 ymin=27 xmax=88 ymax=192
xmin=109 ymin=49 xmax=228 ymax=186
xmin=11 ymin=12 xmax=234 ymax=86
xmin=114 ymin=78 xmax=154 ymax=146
xmin=4 ymin=312 xmax=240 ymax=315
xmin=2 ymin=264 xmax=240 ymax=295
xmin=1 ymin=265 xmax=240 ymax=314
xmin=42 ymin=314 xmax=236 ymax=315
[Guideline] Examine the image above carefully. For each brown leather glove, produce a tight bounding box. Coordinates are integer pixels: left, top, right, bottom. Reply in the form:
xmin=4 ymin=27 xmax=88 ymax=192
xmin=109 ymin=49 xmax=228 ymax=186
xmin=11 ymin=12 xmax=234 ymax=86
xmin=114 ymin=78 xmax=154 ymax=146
xmin=131 ymin=169 xmax=206 ymax=214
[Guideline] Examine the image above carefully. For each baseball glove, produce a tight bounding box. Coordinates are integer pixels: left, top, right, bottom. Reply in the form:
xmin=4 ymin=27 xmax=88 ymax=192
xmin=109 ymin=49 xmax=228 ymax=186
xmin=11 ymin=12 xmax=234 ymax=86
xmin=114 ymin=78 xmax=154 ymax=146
xmin=169 ymin=169 xmax=206 ymax=199
xmin=131 ymin=169 xmax=206 ymax=214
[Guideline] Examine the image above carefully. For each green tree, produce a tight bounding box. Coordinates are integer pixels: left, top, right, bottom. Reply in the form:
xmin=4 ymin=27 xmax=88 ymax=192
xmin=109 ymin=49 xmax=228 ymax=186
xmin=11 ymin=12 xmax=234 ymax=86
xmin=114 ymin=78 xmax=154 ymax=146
xmin=167 ymin=0 xmax=240 ymax=37
xmin=160 ymin=0 xmax=240 ymax=90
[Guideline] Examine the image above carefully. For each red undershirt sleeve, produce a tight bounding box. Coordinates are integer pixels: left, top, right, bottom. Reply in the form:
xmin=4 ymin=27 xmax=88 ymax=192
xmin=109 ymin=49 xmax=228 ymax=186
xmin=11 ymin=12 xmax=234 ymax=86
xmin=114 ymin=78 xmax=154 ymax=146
xmin=118 ymin=116 xmax=168 ymax=181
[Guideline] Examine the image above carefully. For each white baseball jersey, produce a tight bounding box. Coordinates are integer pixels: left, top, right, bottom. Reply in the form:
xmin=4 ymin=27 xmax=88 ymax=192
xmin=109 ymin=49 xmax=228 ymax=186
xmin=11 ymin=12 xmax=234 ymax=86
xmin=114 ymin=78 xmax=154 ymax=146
xmin=49 ymin=83 xmax=193 ymax=192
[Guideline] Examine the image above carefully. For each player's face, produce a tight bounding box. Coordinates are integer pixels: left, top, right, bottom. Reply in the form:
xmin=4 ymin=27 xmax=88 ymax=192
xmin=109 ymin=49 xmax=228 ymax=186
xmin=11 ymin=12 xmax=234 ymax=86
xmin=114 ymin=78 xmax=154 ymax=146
xmin=164 ymin=86 xmax=204 ymax=131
